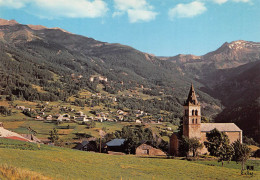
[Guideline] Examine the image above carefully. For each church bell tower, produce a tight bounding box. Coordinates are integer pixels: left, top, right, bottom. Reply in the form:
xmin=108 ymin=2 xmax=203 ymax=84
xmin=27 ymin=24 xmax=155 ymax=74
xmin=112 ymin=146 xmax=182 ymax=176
xmin=183 ymin=84 xmax=201 ymax=139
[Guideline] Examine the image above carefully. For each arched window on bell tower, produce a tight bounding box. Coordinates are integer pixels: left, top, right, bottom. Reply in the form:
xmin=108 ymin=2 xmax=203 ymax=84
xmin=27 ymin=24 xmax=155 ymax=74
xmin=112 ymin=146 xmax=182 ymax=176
xmin=192 ymin=110 xmax=194 ymax=116
xmin=195 ymin=110 xmax=198 ymax=116
xmin=192 ymin=119 xmax=194 ymax=124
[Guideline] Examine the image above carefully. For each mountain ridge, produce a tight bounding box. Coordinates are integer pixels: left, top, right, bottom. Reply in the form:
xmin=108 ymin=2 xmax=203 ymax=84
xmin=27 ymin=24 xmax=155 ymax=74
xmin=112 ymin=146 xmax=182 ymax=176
xmin=0 ymin=18 xmax=259 ymax=142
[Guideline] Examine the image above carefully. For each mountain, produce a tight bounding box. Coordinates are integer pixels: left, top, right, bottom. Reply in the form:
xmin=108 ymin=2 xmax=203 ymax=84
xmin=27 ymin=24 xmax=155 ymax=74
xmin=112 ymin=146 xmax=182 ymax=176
xmin=0 ymin=18 xmax=222 ymax=121
xmin=161 ymin=40 xmax=260 ymax=82
xmin=160 ymin=40 xmax=260 ymax=143
xmin=0 ymin=18 xmax=259 ymax=142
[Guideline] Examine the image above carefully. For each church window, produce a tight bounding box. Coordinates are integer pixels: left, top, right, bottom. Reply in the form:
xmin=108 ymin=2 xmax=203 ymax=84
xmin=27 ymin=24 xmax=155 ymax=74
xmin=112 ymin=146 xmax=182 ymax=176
xmin=195 ymin=110 xmax=198 ymax=116
xmin=192 ymin=119 xmax=194 ymax=124
xmin=192 ymin=110 xmax=194 ymax=116
xmin=196 ymin=119 xmax=197 ymax=124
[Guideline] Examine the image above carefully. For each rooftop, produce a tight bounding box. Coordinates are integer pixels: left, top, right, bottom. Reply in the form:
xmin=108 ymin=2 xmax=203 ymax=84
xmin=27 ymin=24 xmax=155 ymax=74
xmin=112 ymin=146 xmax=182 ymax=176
xmin=106 ymin=139 xmax=125 ymax=147
xmin=201 ymin=123 xmax=242 ymax=132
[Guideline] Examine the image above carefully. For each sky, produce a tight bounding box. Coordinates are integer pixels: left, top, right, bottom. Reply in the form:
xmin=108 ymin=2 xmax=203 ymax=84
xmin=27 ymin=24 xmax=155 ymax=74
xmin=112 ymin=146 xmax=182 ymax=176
xmin=0 ymin=0 xmax=259 ymax=56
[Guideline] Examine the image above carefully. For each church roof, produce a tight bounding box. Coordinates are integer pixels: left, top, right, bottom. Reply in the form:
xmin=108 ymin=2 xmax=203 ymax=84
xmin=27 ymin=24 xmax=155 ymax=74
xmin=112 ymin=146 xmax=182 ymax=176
xmin=184 ymin=84 xmax=199 ymax=106
xmin=201 ymin=123 xmax=242 ymax=132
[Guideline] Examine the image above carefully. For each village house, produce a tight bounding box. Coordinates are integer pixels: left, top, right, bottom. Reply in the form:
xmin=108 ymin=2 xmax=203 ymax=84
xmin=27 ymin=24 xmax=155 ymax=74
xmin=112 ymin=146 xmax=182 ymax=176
xmin=75 ymin=115 xmax=89 ymax=122
xmin=105 ymin=139 xmax=125 ymax=153
xmin=57 ymin=114 xmax=71 ymax=122
xmin=169 ymin=84 xmax=242 ymax=156
xmin=73 ymin=137 xmax=98 ymax=152
xmin=46 ymin=115 xmax=53 ymax=121
xmin=35 ymin=116 xmax=44 ymax=121
xmin=136 ymin=144 xmax=166 ymax=156
xmin=135 ymin=120 xmax=142 ymax=124
xmin=76 ymin=111 xmax=84 ymax=117
xmin=16 ymin=106 xmax=25 ymax=110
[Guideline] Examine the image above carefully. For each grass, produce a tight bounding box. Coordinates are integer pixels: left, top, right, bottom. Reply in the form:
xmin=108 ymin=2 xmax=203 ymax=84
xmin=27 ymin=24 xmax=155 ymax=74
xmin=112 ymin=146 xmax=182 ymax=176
xmin=0 ymin=138 xmax=259 ymax=180
xmin=0 ymin=164 xmax=51 ymax=180
xmin=194 ymin=160 xmax=260 ymax=171
xmin=31 ymin=84 xmax=47 ymax=93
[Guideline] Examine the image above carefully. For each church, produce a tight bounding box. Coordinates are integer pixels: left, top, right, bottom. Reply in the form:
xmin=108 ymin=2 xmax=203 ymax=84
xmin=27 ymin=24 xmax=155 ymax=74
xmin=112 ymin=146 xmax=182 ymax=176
xmin=169 ymin=84 xmax=243 ymax=156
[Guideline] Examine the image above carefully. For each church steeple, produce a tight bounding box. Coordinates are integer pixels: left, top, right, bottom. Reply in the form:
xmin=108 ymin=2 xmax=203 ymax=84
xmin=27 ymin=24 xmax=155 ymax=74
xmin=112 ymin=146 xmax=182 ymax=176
xmin=183 ymin=84 xmax=201 ymax=139
xmin=184 ymin=83 xmax=199 ymax=106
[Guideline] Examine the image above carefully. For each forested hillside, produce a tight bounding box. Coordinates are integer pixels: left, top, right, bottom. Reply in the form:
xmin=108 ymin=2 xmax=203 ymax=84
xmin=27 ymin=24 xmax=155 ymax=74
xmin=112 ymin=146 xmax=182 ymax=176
xmin=0 ymin=19 xmax=221 ymax=119
xmin=0 ymin=19 xmax=259 ymax=142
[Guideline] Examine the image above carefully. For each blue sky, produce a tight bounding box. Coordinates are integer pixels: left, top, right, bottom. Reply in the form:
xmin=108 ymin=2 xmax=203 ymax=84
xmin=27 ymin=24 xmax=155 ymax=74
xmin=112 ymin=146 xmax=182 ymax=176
xmin=0 ymin=0 xmax=259 ymax=56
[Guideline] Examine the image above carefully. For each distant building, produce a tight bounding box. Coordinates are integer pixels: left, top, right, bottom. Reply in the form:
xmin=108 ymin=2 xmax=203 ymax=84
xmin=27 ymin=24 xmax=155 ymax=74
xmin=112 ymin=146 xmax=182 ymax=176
xmin=105 ymin=139 xmax=125 ymax=152
xmin=73 ymin=138 xmax=98 ymax=152
xmin=169 ymin=84 xmax=242 ymax=156
xmin=136 ymin=144 xmax=166 ymax=156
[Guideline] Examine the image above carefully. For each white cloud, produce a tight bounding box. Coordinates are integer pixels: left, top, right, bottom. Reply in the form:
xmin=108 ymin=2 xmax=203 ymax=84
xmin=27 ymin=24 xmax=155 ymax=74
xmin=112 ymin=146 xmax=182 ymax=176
xmin=169 ymin=1 xmax=207 ymax=20
xmin=0 ymin=0 xmax=29 ymax=9
xmin=211 ymin=0 xmax=251 ymax=4
xmin=0 ymin=0 xmax=108 ymax=18
xmin=212 ymin=0 xmax=228 ymax=4
xmin=34 ymin=0 xmax=108 ymax=18
xmin=232 ymin=0 xmax=251 ymax=2
xmin=128 ymin=9 xmax=157 ymax=23
xmin=113 ymin=0 xmax=157 ymax=23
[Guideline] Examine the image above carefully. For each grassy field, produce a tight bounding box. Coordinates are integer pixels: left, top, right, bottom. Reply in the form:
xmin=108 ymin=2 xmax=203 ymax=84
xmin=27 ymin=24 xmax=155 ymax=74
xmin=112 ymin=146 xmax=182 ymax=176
xmin=0 ymin=138 xmax=259 ymax=180
xmin=194 ymin=160 xmax=260 ymax=171
xmin=0 ymin=164 xmax=51 ymax=180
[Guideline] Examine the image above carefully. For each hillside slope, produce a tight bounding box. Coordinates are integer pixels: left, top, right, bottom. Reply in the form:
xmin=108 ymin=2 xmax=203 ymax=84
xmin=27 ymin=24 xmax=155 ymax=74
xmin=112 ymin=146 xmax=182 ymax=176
xmin=0 ymin=18 xmax=220 ymax=117
xmin=0 ymin=138 xmax=259 ymax=179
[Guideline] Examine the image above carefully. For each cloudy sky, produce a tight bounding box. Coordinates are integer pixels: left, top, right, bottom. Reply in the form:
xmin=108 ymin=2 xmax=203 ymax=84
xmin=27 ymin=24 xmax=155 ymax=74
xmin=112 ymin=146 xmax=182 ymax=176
xmin=0 ymin=0 xmax=259 ymax=56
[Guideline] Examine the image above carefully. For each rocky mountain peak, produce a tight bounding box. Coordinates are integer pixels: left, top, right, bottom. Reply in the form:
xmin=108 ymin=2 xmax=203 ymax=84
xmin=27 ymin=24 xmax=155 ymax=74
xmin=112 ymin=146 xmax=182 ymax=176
xmin=0 ymin=19 xmax=19 ymax=26
xmin=227 ymin=40 xmax=260 ymax=51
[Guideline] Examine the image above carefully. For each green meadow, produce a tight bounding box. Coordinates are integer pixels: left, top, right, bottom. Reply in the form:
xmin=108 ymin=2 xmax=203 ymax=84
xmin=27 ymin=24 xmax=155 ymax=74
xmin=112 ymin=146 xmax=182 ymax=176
xmin=0 ymin=139 xmax=259 ymax=180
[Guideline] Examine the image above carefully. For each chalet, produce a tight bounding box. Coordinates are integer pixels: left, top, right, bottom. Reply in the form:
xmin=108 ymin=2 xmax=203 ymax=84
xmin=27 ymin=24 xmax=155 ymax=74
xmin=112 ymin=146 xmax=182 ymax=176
xmin=136 ymin=144 xmax=166 ymax=156
xmin=105 ymin=139 xmax=125 ymax=152
xmin=73 ymin=138 xmax=98 ymax=152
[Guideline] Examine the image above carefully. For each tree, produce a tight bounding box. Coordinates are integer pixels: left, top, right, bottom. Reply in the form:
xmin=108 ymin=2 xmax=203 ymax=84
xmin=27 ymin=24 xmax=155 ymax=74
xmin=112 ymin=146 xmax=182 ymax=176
xmin=48 ymin=128 xmax=59 ymax=143
xmin=232 ymin=140 xmax=251 ymax=171
xmin=178 ymin=136 xmax=203 ymax=157
xmin=204 ymin=128 xmax=234 ymax=165
xmin=218 ymin=143 xmax=234 ymax=164
xmin=189 ymin=137 xmax=203 ymax=157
